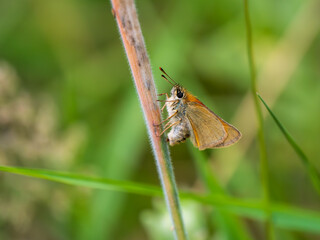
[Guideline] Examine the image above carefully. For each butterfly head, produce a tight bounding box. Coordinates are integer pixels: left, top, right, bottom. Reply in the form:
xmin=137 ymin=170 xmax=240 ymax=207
xmin=170 ymin=85 xmax=186 ymax=100
xmin=159 ymin=67 xmax=192 ymax=103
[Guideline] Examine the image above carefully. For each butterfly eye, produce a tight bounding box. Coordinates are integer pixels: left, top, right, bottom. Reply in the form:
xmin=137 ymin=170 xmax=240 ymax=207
xmin=176 ymin=89 xmax=184 ymax=98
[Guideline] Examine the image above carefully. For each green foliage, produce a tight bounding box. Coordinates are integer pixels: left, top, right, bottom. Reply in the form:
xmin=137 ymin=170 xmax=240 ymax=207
xmin=0 ymin=0 xmax=319 ymax=239
xmin=1 ymin=164 xmax=320 ymax=234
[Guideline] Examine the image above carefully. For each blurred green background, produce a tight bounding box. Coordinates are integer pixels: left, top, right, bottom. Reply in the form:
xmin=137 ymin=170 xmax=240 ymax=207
xmin=0 ymin=0 xmax=320 ymax=239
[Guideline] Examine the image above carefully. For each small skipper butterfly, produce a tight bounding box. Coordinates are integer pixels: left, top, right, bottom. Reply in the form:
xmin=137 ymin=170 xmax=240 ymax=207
xmin=158 ymin=67 xmax=241 ymax=150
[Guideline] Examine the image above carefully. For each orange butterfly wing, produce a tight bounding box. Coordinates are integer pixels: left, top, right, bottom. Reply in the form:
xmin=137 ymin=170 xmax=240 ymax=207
xmin=186 ymin=100 xmax=241 ymax=150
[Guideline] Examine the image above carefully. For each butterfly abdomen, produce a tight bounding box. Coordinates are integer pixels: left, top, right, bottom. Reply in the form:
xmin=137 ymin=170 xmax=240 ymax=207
xmin=167 ymin=120 xmax=190 ymax=146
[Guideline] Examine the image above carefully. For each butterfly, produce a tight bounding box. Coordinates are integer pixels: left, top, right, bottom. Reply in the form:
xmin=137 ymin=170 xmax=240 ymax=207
xmin=158 ymin=67 xmax=241 ymax=150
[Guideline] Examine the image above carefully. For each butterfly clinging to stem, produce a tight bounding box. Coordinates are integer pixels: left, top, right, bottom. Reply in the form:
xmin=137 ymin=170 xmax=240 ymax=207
xmin=158 ymin=67 xmax=241 ymax=150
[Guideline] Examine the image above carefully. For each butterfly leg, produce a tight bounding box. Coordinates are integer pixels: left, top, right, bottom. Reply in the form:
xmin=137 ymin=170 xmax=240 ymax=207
xmin=158 ymin=119 xmax=181 ymax=137
xmin=157 ymin=99 xmax=168 ymax=112
xmin=157 ymin=93 xmax=169 ymax=106
xmin=157 ymin=100 xmax=177 ymax=113
xmin=155 ymin=111 xmax=177 ymax=126
xmin=157 ymin=93 xmax=171 ymax=111
xmin=160 ymin=102 xmax=167 ymax=112
xmin=157 ymin=93 xmax=169 ymax=98
xmin=156 ymin=99 xmax=177 ymax=102
xmin=162 ymin=118 xmax=175 ymax=129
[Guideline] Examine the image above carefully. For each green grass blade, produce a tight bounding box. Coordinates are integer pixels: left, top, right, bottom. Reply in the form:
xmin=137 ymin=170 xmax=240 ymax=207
xmin=188 ymin=143 xmax=224 ymax=195
xmin=1 ymin=164 xmax=320 ymax=234
xmin=243 ymin=0 xmax=273 ymax=238
xmin=271 ymin=203 xmax=320 ymax=233
xmin=257 ymin=93 xmax=320 ymax=195
xmin=188 ymin=143 xmax=252 ymax=240
xmin=79 ymin=91 xmax=145 ymax=240
xmin=0 ymin=165 xmax=161 ymax=196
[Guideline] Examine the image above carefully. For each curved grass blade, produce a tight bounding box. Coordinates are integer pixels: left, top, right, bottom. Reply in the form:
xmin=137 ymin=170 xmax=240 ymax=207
xmin=0 ymin=165 xmax=161 ymax=196
xmin=188 ymin=143 xmax=252 ymax=240
xmin=257 ymin=93 xmax=320 ymax=195
xmin=1 ymin=164 xmax=320 ymax=234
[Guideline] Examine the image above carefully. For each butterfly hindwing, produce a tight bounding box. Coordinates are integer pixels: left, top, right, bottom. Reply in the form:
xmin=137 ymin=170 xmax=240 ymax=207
xmin=186 ymin=101 xmax=241 ymax=150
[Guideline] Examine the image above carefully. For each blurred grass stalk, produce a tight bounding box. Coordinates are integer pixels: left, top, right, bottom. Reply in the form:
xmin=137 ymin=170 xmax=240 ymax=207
xmin=257 ymin=94 xmax=320 ymax=195
xmin=110 ymin=0 xmax=187 ymax=239
xmin=188 ymin=144 xmax=252 ymax=240
xmin=1 ymin=164 xmax=320 ymax=234
xmin=216 ymin=0 xmax=320 ymax=184
xmin=243 ymin=0 xmax=273 ymax=239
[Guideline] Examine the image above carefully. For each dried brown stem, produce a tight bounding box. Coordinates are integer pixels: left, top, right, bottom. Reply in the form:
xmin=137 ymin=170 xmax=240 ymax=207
xmin=110 ymin=0 xmax=187 ymax=239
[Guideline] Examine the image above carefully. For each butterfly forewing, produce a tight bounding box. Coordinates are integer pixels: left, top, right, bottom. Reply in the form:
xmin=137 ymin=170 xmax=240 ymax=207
xmin=186 ymin=102 xmax=227 ymax=150
xmin=213 ymin=119 xmax=242 ymax=148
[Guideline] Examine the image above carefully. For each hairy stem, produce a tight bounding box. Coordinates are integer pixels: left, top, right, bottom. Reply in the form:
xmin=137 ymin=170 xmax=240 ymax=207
xmin=110 ymin=0 xmax=187 ymax=239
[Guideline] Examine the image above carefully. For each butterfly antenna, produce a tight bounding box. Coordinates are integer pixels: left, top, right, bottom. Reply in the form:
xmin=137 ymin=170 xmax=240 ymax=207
xmin=159 ymin=67 xmax=178 ymax=85
xmin=161 ymin=74 xmax=174 ymax=86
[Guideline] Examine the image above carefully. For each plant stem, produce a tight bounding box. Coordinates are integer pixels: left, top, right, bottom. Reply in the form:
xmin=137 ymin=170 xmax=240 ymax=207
xmin=243 ymin=0 xmax=273 ymax=239
xmin=110 ymin=0 xmax=187 ymax=239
